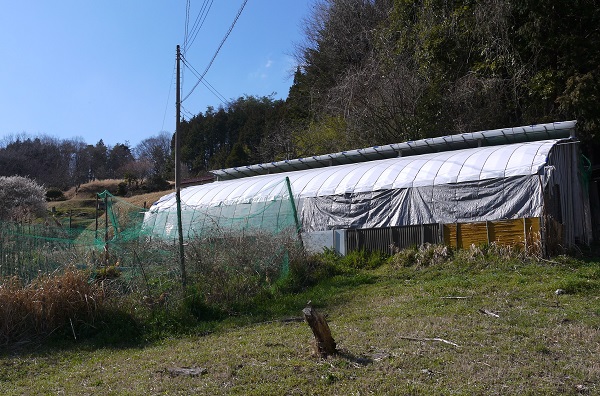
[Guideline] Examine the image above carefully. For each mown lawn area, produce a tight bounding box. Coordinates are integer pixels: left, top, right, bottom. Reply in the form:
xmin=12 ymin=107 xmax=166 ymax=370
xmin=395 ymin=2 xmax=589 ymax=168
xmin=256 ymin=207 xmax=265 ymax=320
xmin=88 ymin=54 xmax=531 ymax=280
xmin=1 ymin=251 xmax=598 ymax=395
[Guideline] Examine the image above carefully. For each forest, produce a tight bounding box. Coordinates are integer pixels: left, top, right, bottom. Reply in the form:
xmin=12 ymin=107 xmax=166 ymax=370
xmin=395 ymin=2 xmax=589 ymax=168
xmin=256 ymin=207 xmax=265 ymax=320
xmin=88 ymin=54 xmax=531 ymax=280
xmin=2 ymin=0 xmax=599 ymax=189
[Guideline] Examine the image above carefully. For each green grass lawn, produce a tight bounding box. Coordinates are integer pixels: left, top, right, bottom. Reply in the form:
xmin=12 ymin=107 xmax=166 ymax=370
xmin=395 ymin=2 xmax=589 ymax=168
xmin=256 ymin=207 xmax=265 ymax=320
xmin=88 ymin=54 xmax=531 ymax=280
xmin=1 ymin=253 xmax=598 ymax=395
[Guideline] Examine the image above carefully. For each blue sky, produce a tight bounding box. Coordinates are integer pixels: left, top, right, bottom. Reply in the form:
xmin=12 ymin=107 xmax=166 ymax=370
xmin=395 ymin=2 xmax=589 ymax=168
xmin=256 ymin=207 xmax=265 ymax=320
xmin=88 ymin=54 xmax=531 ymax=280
xmin=0 ymin=1 xmax=312 ymax=148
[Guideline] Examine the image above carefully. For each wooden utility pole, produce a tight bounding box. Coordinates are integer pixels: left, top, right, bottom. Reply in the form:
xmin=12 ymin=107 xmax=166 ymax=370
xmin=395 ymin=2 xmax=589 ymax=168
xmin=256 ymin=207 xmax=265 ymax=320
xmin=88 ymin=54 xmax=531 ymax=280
xmin=175 ymin=45 xmax=187 ymax=287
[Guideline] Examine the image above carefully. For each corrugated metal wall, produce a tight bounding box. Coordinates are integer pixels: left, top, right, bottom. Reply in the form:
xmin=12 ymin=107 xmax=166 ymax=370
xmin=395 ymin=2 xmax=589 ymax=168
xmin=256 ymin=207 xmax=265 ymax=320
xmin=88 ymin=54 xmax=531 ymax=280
xmin=345 ymin=218 xmax=540 ymax=254
xmin=346 ymin=224 xmax=442 ymax=255
xmin=545 ymin=141 xmax=592 ymax=245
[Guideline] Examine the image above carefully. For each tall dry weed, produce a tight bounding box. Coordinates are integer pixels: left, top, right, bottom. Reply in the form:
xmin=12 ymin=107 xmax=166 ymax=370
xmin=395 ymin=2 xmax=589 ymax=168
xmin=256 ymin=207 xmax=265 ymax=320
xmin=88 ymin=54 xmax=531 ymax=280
xmin=0 ymin=267 xmax=103 ymax=346
xmin=185 ymin=230 xmax=301 ymax=310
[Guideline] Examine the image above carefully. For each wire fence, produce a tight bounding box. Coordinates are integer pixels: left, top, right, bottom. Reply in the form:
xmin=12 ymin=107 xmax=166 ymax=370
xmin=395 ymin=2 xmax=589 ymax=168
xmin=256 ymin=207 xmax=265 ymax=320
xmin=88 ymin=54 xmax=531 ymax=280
xmin=0 ymin=188 xmax=301 ymax=294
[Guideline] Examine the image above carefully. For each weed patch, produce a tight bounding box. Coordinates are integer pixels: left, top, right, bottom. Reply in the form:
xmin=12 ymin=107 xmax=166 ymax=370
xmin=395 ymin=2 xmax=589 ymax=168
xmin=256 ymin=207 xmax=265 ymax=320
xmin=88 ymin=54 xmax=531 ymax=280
xmin=0 ymin=268 xmax=103 ymax=346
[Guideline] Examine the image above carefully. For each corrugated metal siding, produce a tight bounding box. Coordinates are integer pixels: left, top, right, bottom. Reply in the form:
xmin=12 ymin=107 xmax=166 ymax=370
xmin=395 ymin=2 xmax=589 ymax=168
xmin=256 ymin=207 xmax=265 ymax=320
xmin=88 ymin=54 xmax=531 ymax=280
xmin=346 ymin=224 xmax=442 ymax=254
xmin=545 ymin=141 xmax=592 ymax=245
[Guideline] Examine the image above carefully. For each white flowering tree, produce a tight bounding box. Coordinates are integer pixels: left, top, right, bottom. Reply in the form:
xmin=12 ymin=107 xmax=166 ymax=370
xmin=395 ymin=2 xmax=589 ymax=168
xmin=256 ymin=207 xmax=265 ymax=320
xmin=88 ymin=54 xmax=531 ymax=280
xmin=0 ymin=176 xmax=46 ymax=222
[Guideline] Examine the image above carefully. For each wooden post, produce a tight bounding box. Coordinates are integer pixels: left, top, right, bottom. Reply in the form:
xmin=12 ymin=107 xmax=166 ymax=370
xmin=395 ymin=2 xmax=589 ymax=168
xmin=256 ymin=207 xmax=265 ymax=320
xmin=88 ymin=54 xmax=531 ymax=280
xmin=95 ymin=194 xmax=99 ymax=240
xmin=455 ymin=222 xmax=460 ymax=249
xmin=523 ymin=217 xmax=527 ymax=251
xmin=104 ymin=194 xmax=109 ymax=265
xmin=302 ymin=305 xmax=336 ymax=358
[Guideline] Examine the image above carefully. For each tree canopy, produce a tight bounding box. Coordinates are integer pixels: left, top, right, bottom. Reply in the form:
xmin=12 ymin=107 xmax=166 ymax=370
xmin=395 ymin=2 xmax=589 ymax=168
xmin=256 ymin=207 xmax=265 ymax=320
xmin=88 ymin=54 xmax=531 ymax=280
xmin=179 ymin=0 xmax=600 ymax=171
xmin=2 ymin=0 xmax=598 ymax=187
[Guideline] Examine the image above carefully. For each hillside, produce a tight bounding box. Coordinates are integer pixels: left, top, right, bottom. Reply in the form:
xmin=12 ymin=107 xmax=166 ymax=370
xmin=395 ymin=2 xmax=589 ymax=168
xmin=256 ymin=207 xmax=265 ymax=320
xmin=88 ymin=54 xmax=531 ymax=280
xmin=48 ymin=179 xmax=173 ymax=228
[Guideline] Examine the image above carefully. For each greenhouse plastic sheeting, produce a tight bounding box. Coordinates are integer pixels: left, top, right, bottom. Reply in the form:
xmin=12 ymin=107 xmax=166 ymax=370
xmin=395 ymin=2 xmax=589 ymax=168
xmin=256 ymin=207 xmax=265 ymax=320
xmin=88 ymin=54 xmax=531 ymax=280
xmin=142 ymin=178 xmax=297 ymax=239
xmin=144 ymin=139 xmax=562 ymax=237
xmin=300 ymin=175 xmax=543 ymax=231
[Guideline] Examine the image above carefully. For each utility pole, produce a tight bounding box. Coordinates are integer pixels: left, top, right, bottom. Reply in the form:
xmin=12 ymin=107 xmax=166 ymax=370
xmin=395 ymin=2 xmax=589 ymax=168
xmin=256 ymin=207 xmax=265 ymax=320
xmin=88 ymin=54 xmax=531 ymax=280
xmin=175 ymin=44 xmax=187 ymax=287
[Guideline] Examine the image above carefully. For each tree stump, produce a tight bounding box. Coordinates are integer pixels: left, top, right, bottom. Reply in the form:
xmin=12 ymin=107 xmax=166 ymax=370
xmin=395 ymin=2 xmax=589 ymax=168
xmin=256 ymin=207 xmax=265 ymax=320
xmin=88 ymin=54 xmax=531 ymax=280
xmin=302 ymin=305 xmax=336 ymax=357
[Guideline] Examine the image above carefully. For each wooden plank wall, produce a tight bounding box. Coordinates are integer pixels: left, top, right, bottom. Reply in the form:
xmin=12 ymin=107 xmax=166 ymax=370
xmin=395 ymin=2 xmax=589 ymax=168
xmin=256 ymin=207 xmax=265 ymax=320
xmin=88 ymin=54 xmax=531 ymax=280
xmin=443 ymin=218 xmax=540 ymax=250
xmin=345 ymin=218 xmax=541 ymax=254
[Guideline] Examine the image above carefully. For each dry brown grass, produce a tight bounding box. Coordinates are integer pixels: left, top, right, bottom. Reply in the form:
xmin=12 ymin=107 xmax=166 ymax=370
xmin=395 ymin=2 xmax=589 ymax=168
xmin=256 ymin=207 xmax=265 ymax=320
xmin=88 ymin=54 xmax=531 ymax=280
xmin=123 ymin=189 xmax=174 ymax=208
xmin=62 ymin=179 xmax=173 ymax=208
xmin=0 ymin=268 xmax=103 ymax=345
xmin=64 ymin=179 xmax=124 ymax=199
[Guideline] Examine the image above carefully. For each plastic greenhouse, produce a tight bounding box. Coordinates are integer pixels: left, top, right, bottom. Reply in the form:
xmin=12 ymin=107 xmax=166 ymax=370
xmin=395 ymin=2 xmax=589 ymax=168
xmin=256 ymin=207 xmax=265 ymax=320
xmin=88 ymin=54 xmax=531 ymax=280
xmin=143 ymin=121 xmax=592 ymax=254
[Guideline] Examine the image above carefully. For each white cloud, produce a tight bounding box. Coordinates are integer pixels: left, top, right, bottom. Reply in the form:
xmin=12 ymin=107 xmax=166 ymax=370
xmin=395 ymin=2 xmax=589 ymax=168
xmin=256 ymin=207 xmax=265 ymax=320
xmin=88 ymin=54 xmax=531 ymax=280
xmin=249 ymin=57 xmax=275 ymax=80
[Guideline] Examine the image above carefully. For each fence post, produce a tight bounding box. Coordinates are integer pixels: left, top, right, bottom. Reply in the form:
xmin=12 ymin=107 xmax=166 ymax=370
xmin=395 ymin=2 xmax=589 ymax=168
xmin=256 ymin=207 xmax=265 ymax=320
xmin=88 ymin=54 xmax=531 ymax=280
xmin=523 ymin=217 xmax=527 ymax=251
xmin=104 ymin=193 xmax=109 ymax=264
xmin=95 ymin=194 xmax=99 ymax=240
xmin=456 ymin=222 xmax=460 ymax=249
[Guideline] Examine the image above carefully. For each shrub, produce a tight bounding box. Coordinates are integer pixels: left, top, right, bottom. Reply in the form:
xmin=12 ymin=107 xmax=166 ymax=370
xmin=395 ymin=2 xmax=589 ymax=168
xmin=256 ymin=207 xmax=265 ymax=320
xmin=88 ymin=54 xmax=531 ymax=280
xmin=0 ymin=175 xmax=46 ymax=221
xmin=275 ymin=250 xmax=338 ymax=293
xmin=94 ymin=264 xmax=122 ymax=281
xmin=341 ymin=249 xmax=388 ymax=270
xmin=389 ymin=243 xmax=451 ymax=269
xmin=388 ymin=242 xmax=539 ymax=271
xmin=117 ymin=182 xmax=128 ymax=196
xmin=452 ymin=242 xmax=531 ymax=268
xmin=143 ymin=175 xmax=171 ymax=192
xmin=45 ymin=188 xmax=65 ymax=201
xmin=274 ymin=248 xmax=387 ymax=295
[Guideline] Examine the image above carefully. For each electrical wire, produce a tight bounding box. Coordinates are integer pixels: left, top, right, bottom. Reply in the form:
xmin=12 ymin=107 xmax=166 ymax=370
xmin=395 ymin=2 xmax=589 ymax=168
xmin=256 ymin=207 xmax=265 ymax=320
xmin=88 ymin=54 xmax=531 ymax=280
xmin=180 ymin=104 xmax=196 ymax=120
xmin=182 ymin=0 xmax=191 ymax=88
xmin=202 ymin=79 xmax=229 ymax=105
xmin=161 ymin=59 xmax=177 ymax=132
xmin=184 ymin=0 xmax=213 ymax=54
xmin=183 ymin=0 xmax=213 ymax=89
xmin=182 ymin=0 xmax=248 ymax=103
xmin=184 ymin=0 xmax=191 ymax=50
xmin=182 ymin=56 xmax=228 ymax=104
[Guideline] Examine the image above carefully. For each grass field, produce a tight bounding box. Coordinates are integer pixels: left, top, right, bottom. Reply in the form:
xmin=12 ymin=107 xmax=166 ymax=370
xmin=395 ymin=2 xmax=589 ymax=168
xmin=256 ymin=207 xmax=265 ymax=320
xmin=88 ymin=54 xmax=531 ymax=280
xmin=1 ymin=249 xmax=598 ymax=395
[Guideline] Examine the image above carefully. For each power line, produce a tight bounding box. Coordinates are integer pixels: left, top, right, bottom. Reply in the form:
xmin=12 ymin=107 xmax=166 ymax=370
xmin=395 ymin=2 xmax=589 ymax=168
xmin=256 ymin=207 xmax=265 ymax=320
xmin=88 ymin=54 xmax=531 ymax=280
xmin=182 ymin=0 xmax=191 ymax=93
xmin=182 ymin=0 xmax=213 ymax=95
xmin=182 ymin=0 xmax=248 ymax=103
xmin=180 ymin=104 xmax=195 ymax=120
xmin=183 ymin=0 xmax=213 ymax=95
xmin=161 ymin=59 xmax=177 ymax=132
xmin=181 ymin=56 xmax=228 ymax=104
xmin=184 ymin=0 xmax=213 ymax=54
xmin=184 ymin=0 xmax=191 ymax=50
xmin=202 ymin=79 xmax=229 ymax=105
